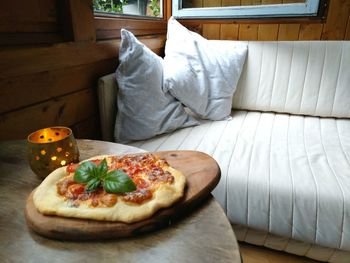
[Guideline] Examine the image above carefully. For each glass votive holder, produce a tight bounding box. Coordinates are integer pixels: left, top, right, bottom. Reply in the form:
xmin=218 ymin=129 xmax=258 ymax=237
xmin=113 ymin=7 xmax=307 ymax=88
xmin=27 ymin=126 xmax=79 ymax=179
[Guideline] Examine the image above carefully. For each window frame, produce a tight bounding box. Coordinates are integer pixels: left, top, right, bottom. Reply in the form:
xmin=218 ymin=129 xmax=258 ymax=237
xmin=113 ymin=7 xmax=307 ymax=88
xmin=92 ymin=0 xmax=165 ymax=19
xmin=172 ymin=0 xmax=324 ymax=19
xmin=92 ymin=0 xmax=169 ymax=41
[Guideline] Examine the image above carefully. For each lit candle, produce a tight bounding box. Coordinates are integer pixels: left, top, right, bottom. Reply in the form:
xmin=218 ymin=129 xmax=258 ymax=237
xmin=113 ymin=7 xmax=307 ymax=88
xmin=27 ymin=127 xmax=80 ymax=179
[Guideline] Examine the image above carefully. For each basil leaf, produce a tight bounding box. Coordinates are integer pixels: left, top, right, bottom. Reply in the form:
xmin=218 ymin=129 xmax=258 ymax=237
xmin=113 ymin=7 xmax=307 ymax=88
xmin=86 ymin=177 xmax=101 ymax=192
xmin=74 ymin=161 xmax=97 ymax=183
xmin=96 ymin=159 xmax=108 ymax=179
xmin=74 ymin=159 xmax=136 ymax=194
xmin=103 ymin=170 xmax=136 ymax=193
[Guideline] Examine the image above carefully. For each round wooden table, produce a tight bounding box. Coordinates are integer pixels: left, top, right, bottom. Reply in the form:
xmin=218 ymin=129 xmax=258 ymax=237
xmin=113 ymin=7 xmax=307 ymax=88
xmin=0 ymin=139 xmax=241 ymax=263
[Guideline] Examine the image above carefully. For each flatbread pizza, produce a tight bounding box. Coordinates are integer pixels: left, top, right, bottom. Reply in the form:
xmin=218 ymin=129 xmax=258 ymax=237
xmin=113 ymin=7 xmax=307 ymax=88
xmin=33 ymin=153 xmax=186 ymax=223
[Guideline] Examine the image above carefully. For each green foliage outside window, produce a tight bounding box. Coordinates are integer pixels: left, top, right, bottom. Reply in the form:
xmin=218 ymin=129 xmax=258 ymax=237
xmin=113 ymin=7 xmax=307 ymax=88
xmin=93 ymin=0 xmax=160 ymax=17
xmin=149 ymin=0 xmax=160 ymax=17
xmin=93 ymin=0 xmax=127 ymax=13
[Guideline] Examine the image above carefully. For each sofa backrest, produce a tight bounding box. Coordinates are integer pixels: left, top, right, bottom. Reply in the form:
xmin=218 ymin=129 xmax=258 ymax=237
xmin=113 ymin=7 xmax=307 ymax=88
xmin=98 ymin=40 xmax=350 ymax=141
xmin=98 ymin=74 xmax=118 ymax=141
xmin=232 ymin=41 xmax=350 ymax=119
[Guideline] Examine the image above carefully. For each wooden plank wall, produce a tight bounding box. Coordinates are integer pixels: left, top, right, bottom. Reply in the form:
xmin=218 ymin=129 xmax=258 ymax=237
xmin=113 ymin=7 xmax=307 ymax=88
xmin=0 ymin=0 xmax=349 ymax=141
xmin=0 ymin=0 xmax=166 ymax=141
xmin=181 ymin=0 xmax=350 ymax=40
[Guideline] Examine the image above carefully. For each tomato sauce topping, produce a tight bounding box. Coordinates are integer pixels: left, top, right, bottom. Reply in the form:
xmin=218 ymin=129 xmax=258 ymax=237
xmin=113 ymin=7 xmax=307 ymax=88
xmin=57 ymin=154 xmax=175 ymax=207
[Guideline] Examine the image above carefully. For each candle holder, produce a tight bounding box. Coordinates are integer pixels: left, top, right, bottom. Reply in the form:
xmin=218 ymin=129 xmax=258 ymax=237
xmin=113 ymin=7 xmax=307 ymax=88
xmin=27 ymin=127 xmax=79 ymax=179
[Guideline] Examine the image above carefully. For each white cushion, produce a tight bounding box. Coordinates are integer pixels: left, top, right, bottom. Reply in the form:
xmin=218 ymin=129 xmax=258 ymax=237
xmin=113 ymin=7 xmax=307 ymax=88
xmin=115 ymin=29 xmax=198 ymax=143
xmin=163 ymin=17 xmax=247 ymax=120
xmin=129 ymin=111 xmax=350 ymax=254
xmin=233 ymin=41 xmax=350 ymax=118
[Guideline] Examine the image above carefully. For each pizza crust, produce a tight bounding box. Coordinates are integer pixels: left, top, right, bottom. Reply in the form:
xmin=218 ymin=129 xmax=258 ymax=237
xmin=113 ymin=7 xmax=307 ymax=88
xmin=33 ymin=155 xmax=186 ymax=223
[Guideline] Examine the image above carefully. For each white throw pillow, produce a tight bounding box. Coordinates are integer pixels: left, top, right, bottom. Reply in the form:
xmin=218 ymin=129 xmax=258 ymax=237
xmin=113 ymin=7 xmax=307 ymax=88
xmin=115 ymin=29 xmax=198 ymax=143
xmin=163 ymin=17 xmax=248 ymax=120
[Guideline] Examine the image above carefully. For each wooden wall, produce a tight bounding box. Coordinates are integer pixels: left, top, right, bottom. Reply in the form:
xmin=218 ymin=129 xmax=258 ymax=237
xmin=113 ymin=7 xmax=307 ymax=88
xmin=0 ymin=0 xmax=166 ymax=141
xmin=0 ymin=0 xmax=349 ymax=141
xmin=181 ymin=0 xmax=350 ymax=40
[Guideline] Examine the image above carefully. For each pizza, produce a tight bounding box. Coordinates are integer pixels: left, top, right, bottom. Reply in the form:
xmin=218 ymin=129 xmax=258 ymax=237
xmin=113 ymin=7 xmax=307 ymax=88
xmin=33 ymin=153 xmax=186 ymax=223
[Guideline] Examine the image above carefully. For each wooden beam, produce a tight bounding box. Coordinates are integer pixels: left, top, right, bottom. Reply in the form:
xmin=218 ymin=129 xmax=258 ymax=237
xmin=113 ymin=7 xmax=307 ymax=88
xmin=95 ymin=17 xmax=167 ymax=31
xmin=0 ymin=32 xmax=62 ymax=46
xmin=58 ymin=0 xmax=96 ymax=42
xmin=96 ymin=28 xmax=166 ymax=40
xmin=0 ymin=89 xmax=98 ymax=140
xmin=346 ymin=13 xmax=350 ymax=40
xmin=0 ymin=58 xmax=117 ymax=113
xmin=94 ymin=16 xmax=167 ymax=40
xmin=0 ymin=34 xmax=166 ymax=78
xmin=322 ymin=0 xmax=350 ymax=39
xmin=0 ymin=21 xmax=58 ymax=33
xmin=165 ymin=0 xmax=172 ymax=20
xmin=0 ymin=0 xmax=57 ymax=33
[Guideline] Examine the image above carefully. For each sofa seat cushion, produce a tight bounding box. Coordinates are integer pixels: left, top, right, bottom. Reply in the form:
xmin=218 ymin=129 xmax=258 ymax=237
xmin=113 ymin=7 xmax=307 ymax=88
xmin=129 ymin=110 xmax=350 ymax=252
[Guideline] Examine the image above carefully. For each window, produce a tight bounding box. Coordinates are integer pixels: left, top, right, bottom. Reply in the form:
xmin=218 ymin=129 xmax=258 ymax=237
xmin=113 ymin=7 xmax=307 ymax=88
xmin=172 ymin=0 xmax=324 ymax=19
xmin=93 ymin=0 xmax=163 ymax=18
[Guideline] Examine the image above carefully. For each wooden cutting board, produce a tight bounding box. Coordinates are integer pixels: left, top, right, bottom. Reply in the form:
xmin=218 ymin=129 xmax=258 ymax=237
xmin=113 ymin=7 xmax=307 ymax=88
xmin=25 ymin=150 xmax=220 ymax=240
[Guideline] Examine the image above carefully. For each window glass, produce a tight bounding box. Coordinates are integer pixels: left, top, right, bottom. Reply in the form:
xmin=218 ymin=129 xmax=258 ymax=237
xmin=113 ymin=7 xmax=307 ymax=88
xmin=93 ymin=0 xmax=162 ymax=17
xmin=173 ymin=0 xmax=321 ymax=18
xmin=183 ymin=0 xmax=306 ymax=9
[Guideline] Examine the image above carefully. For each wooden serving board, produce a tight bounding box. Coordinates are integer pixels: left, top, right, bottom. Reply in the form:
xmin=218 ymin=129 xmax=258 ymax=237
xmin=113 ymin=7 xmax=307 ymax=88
xmin=25 ymin=150 xmax=220 ymax=240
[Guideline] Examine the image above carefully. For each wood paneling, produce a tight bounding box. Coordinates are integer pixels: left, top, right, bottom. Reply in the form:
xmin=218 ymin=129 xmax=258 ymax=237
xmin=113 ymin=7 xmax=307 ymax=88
xmin=239 ymin=24 xmax=259 ymax=40
xmin=0 ymin=58 xmax=117 ymax=113
xmin=0 ymin=35 xmax=165 ymax=78
xmin=203 ymin=24 xmax=221 ymax=39
xmin=181 ymin=0 xmax=350 ymax=42
xmin=0 ymin=89 xmax=97 ymax=140
xmin=71 ymin=115 xmax=101 ymax=140
xmin=258 ymin=24 xmax=279 ymax=40
xmin=0 ymin=0 xmax=167 ymax=140
xmin=203 ymin=0 xmax=222 ymax=7
xmin=278 ymin=24 xmax=300 ymax=40
xmin=191 ymin=0 xmax=204 ymax=7
xmin=220 ymin=24 xmax=240 ymax=40
xmin=298 ymin=24 xmax=323 ymax=40
xmin=0 ymin=0 xmax=58 ymax=45
xmin=0 ymin=22 xmax=58 ymax=33
xmin=0 ymin=0 xmax=57 ymax=31
xmin=0 ymin=32 xmax=62 ymax=45
xmin=0 ymin=33 xmax=165 ymax=140
xmin=222 ymin=0 xmax=241 ymax=6
xmin=95 ymin=17 xmax=167 ymax=40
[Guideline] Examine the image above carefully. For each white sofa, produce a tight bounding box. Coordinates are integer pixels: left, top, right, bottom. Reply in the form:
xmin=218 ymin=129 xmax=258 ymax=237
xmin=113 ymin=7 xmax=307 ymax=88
xmin=98 ymin=41 xmax=350 ymax=262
